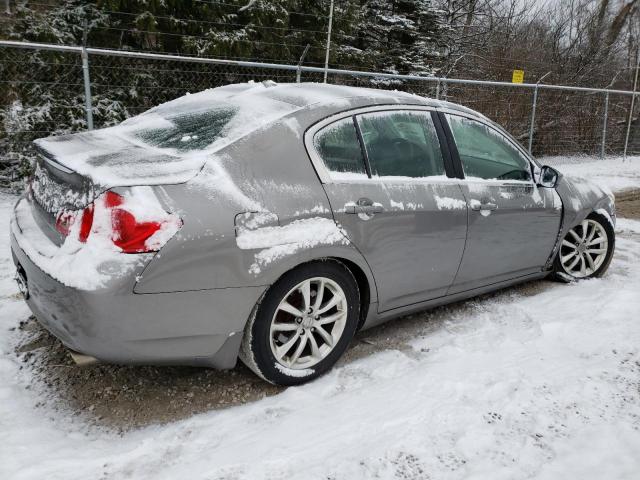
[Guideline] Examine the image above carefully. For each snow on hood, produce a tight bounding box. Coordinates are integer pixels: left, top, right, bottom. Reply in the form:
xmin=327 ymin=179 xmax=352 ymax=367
xmin=33 ymin=82 xmax=304 ymax=187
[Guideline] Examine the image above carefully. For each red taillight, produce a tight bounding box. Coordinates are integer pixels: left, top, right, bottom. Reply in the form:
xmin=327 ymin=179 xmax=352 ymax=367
xmin=104 ymin=191 xmax=123 ymax=208
xmin=54 ymin=189 xmax=180 ymax=253
xmin=105 ymin=191 xmax=178 ymax=253
xmin=55 ymin=203 xmax=94 ymax=242
xmin=111 ymin=208 xmax=162 ymax=253
xmin=55 ymin=211 xmax=75 ymax=237
xmin=78 ymin=204 xmax=94 ymax=243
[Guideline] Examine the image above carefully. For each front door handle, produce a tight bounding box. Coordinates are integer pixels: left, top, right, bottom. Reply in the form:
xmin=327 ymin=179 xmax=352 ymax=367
xmin=471 ymin=201 xmax=498 ymax=211
xmin=345 ymin=199 xmax=384 ymax=215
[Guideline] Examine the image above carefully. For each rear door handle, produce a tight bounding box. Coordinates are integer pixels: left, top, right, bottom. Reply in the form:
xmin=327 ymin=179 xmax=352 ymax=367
xmin=345 ymin=200 xmax=384 ymax=214
xmin=471 ymin=202 xmax=498 ymax=211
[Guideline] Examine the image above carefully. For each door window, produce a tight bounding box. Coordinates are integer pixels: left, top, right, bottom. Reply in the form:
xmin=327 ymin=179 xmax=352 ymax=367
xmin=446 ymin=114 xmax=532 ymax=181
xmin=313 ymin=117 xmax=367 ymax=176
xmin=357 ymin=111 xmax=445 ymax=178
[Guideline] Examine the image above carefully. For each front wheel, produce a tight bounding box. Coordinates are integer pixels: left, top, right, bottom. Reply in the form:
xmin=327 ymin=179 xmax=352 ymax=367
xmin=239 ymin=261 xmax=360 ymax=386
xmin=552 ymin=212 xmax=615 ymax=280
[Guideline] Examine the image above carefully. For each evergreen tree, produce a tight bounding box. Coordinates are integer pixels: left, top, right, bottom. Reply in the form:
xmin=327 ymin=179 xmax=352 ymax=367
xmin=0 ymin=0 xmax=448 ymax=187
xmin=354 ymin=0 xmax=447 ymax=75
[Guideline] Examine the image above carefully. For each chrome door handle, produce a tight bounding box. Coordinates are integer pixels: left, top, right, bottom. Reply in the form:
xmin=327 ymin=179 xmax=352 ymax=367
xmin=345 ymin=200 xmax=384 ymax=214
xmin=471 ymin=202 xmax=498 ymax=211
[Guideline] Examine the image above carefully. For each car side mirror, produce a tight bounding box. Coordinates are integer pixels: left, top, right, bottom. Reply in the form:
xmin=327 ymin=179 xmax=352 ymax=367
xmin=538 ymin=165 xmax=559 ymax=188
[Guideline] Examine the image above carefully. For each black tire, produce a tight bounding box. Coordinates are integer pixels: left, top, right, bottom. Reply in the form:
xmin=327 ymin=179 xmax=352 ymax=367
xmin=239 ymin=260 xmax=360 ymax=386
xmin=551 ymin=211 xmax=615 ymax=281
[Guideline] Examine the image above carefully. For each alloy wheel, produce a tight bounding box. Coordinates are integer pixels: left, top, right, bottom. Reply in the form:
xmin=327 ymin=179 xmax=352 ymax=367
xmin=559 ymin=219 xmax=609 ymax=278
xmin=270 ymin=277 xmax=348 ymax=369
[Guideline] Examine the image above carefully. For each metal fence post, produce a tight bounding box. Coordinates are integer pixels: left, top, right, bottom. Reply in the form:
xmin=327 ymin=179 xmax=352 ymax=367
xmin=623 ymin=51 xmax=640 ymax=161
xmin=81 ymin=47 xmax=93 ymax=130
xmin=527 ymin=85 xmax=538 ymax=154
xmin=323 ymin=0 xmax=334 ymax=83
xmin=296 ymin=44 xmax=310 ymax=83
xmin=81 ymin=23 xmax=93 ymax=130
xmin=600 ymin=91 xmax=609 ymax=159
xmin=528 ymin=72 xmax=551 ymax=154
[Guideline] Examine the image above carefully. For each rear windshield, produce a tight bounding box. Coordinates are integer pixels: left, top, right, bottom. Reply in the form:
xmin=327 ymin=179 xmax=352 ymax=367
xmin=116 ymin=85 xmax=300 ymax=154
xmin=133 ymin=105 xmax=238 ymax=152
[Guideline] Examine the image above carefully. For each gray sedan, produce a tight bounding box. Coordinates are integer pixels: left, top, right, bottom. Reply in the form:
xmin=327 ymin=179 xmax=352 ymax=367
xmin=10 ymin=82 xmax=616 ymax=385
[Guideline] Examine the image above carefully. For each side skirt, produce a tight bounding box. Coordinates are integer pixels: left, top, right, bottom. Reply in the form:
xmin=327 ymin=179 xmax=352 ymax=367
xmin=360 ymin=271 xmax=549 ymax=330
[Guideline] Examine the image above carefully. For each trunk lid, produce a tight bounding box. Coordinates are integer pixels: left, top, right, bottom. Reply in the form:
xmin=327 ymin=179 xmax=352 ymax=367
xmin=29 ymin=148 xmax=101 ymax=246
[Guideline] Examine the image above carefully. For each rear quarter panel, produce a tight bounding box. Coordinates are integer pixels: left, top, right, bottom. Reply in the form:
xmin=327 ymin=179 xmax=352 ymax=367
xmin=133 ymin=106 xmax=377 ymax=296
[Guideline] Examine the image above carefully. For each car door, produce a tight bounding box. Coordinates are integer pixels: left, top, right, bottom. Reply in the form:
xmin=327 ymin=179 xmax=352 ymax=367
xmin=441 ymin=112 xmax=562 ymax=293
xmin=305 ymin=107 xmax=468 ymax=312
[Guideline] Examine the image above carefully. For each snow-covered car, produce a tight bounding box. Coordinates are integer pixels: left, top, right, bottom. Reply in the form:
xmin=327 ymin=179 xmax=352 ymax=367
xmin=10 ymin=82 xmax=616 ymax=385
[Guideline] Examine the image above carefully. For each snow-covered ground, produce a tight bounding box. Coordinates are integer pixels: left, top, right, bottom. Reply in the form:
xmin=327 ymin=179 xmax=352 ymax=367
xmin=545 ymin=155 xmax=640 ymax=192
xmin=1 ymin=156 xmax=640 ymax=480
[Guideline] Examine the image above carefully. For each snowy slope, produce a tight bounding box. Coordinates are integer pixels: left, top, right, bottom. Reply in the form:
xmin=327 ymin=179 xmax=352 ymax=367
xmin=1 ymin=158 xmax=640 ymax=479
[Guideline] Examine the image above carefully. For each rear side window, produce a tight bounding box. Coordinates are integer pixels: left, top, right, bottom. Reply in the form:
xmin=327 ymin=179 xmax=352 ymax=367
xmin=313 ymin=117 xmax=367 ymax=175
xmin=446 ymin=114 xmax=532 ymax=181
xmin=357 ymin=111 xmax=445 ymax=178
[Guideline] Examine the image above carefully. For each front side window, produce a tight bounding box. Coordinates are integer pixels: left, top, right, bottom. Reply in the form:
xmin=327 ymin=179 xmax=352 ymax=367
xmin=446 ymin=114 xmax=532 ymax=181
xmin=313 ymin=117 xmax=367 ymax=175
xmin=357 ymin=111 xmax=445 ymax=178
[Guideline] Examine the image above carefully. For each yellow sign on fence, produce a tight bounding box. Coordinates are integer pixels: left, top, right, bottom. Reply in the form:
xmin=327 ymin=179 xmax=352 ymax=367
xmin=512 ymin=70 xmax=525 ymax=84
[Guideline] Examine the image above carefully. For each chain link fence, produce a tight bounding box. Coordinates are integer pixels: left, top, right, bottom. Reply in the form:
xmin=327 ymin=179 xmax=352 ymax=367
xmin=1 ymin=41 xmax=639 ymax=189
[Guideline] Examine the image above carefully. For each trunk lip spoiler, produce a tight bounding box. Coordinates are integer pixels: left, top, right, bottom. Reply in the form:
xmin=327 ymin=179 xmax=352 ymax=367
xmin=33 ymin=144 xmax=76 ymax=174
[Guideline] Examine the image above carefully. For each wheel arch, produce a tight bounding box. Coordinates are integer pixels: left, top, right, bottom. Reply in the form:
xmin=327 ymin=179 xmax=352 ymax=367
xmin=326 ymin=257 xmax=372 ymax=331
xmin=258 ymin=255 xmax=375 ymax=332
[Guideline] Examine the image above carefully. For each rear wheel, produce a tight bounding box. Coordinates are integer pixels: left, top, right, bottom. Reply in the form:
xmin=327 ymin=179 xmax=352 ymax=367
xmin=552 ymin=212 xmax=615 ymax=280
xmin=240 ymin=261 xmax=360 ymax=386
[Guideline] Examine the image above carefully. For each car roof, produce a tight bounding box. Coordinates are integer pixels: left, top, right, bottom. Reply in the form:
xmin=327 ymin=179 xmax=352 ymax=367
xmin=207 ymin=81 xmax=482 ymax=118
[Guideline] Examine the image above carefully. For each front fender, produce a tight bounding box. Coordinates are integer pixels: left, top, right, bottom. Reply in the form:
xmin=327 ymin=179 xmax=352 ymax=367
xmin=545 ymin=174 xmax=615 ymax=268
xmin=557 ymin=174 xmax=615 ymax=228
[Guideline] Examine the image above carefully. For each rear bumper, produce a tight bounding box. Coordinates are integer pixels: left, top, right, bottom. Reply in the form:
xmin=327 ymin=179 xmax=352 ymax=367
xmin=11 ymin=232 xmax=267 ymax=369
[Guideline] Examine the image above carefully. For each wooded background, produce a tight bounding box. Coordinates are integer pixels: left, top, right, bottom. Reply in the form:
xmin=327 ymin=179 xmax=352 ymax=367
xmin=1 ymin=0 xmax=639 ymax=187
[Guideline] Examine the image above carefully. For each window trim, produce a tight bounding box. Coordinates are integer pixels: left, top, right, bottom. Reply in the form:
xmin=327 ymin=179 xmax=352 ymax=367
xmin=438 ymin=109 xmax=538 ymax=186
xmin=352 ymin=114 xmax=373 ymax=178
xmin=305 ymin=105 xmax=453 ymax=184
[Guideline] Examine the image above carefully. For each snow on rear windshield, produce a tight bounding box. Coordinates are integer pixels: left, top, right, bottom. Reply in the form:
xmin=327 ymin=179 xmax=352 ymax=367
xmin=133 ymin=106 xmax=238 ymax=152
xmin=124 ymin=83 xmax=299 ymax=153
xmin=35 ymin=83 xmax=302 ymax=186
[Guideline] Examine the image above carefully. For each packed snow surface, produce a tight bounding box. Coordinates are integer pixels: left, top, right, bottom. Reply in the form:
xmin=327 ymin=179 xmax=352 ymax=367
xmin=1 ymin=156 xmax=640 ymax=479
